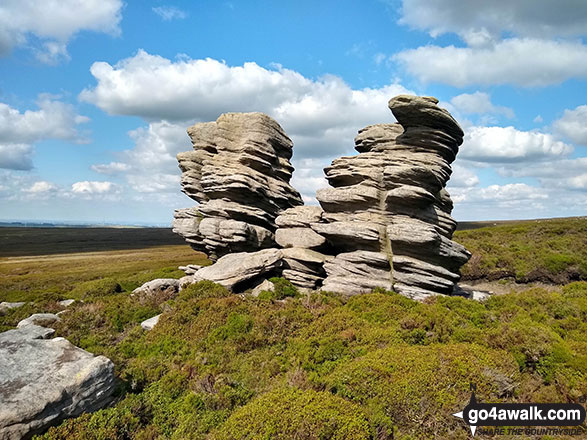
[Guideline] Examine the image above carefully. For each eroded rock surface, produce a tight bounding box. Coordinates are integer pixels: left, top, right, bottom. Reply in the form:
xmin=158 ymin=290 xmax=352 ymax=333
xmin=0 ymin=326 xmax=116 ymax=439
xmin=173 ymin=113 xmax=302 ymax=260
xmin=276 ymin=95 xmax=470 ymax=299
xmin=176 ymin=96 xmax=470 ymax=299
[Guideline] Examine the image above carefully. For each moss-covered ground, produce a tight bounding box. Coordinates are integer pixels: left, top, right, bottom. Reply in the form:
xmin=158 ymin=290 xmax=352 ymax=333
xmin=0 ymin=218 xmax=584 ymax=439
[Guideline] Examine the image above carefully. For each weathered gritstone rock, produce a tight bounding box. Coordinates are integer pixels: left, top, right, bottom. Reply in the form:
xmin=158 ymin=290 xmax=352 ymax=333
xmin=275 ymin=95 xmax=470 ymax=298
xmin=0 ymin=326 xmax=116 ymax=440
xmin=173 ymin=113 xmax=303 ymax=260
xmin=194 ymin=248 xmax=283 ymax=291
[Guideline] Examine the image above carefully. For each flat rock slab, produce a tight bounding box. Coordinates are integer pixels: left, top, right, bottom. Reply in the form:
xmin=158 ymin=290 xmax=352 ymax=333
xmin=195 ymin=248 xmax=283 ymax=291
xmin=0 ymin=326 xmax=116 ymax=440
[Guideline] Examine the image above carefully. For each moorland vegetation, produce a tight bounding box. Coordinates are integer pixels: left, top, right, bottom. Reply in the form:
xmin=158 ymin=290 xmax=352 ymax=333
xmin=0 ymin=217 xmax=585 ymax=439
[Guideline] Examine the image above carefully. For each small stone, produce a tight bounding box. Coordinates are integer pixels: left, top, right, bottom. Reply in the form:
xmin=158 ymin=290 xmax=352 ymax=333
xmin=141 ymin=314 xmax=161 ymax=331
xmin=0 ymin=302 xmax=26 ymax=315
xmin=132 ymin=278 xmax=180 ymax=303
xmin=58 ymin=299 xmax=76 ymax=307
xmin=178 ymin=264 xmax=203 ymax=275
xmin=17 ymin=313 xmax=61 ymax=329
xmin=251 ymin=279 xmax=275 ymax=297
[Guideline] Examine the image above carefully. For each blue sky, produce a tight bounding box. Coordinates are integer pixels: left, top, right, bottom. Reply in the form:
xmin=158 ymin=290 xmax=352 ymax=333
xmin=0 ymin=0 xmax=586 ymax=225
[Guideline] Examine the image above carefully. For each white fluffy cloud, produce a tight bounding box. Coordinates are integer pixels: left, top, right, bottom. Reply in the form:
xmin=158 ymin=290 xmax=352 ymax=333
xmin=394 ymin=38 xmax=587 ymax=87
xmin=0 ymin=0 xmax=122 ymax=63
xmin=24 ymin=181 xmax=58 ymax=193
xmin=91 ymin=162 xmax=131 ymax=175
xmin=553 ymin=105 xmax=587 ymax=146
xmin=399 ymin=0 xmax=587 ymax=41
xmin=0 ymin=96 xmax=89 ymax=144
xmin=71 ymin=181 xmax=117 ymax=194
xmin=80 ymin=50 xmax=411 ymax=159
xmin=92 ymin=121 xmax=187 ymax=193
xmin=496 ymin=157 xmax=587 ymax=191
xmin=450 ymin=92 xmax=514 ymax=119
xmin=0 ymin=96 xmax=89 ymax=170
xmin=448 ymin=163 xmax=480 ymax=188
xmin=152 ymin=6 xmax=187 ymax=21
xmin=460 ymin=126 xmax=573 ymax=163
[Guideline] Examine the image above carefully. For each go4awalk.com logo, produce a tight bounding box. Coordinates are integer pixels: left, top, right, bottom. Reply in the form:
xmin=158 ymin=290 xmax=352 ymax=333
xmin=452 ymin=385 xmax=586 ymax=437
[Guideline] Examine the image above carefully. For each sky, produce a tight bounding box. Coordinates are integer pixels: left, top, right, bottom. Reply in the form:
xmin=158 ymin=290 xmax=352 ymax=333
xmin=0 ymin=0 xmax=586 ymax=225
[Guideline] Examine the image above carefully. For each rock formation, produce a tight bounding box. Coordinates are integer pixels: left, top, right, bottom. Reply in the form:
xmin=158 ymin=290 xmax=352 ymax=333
xmin=275 ymin=95 xmax=470 ymax=299
xmin=173 ymin=113 xmax=303 ymax=261
xmin=176 ymin=95 xmax=470 ymax=300
xmin=0 ymin=325 xmax=116 ymax=439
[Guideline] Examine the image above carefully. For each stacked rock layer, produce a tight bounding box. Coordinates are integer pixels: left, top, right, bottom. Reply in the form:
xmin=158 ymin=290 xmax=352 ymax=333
xmin=173 ymin=113 xmax=303 ymax=260
xmin=276 ymin=95 xmax=470 ymax=299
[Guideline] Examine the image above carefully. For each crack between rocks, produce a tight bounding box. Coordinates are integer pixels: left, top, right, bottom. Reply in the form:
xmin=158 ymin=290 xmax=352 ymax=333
xmin=377 ymin=170 xmax=394 ymax=288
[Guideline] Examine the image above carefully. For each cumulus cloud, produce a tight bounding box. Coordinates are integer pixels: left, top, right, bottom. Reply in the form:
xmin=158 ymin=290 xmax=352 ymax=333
xmin=450 ymin=92 xmax=514 ymax=119
xmin=460 ymin=126 xmax=573 ymax=163
xmin=91 ymin=161 xmax=131 ymax=175
xmin=71 ymin=180 xmax=117 ymax=194
xmin=152 ymin=6 xmax=187 ymax=21
xmin=0 ymin=144 xmax=34 ymax=170
xmin=0 ymin=0 xmax=122 ymax=63
xmin=0 ymin=96 xmax=89 ymax=144
xmin=80 ymin=50 xmax=411 ymax=159
xmin=398 ymin=0 xmax=587 ymax=41
xmin=0 ymin=96 xmax=89 ymax=170
xmin=24 ymin=181 xmax=58 ymax=193
xmin=448 ymin=163 xmax=480 ymax=188
xmin=553 ymin=105 xmax=587 ymax=146
xmin=91 ymin=121 xmax=188 ymax=193
xmin=82 ymin=51 xmax=414 ymax=200
xmin=394 ymin=38 xmax=587 ymax=87
xmin=496 ymin=157 xmax=587 ymax=191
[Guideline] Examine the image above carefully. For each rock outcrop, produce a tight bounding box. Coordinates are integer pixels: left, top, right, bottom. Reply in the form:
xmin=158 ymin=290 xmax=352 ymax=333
xmin=275 ymin=95 xmax=470 ymax=299
xmin=0 ymin=325 xmax=116 ymax=439
xmin=173 ymin=113 xmax=303 ymax=261
xmin=176 ymin=95 xmax=470 ymax=300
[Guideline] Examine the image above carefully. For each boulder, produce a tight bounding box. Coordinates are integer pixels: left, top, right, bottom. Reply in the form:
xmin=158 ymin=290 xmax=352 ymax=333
xmin=0 ymin=326 xmax=116 ymax=439
xmin=194 ymin=248 xmax=283 ymax=291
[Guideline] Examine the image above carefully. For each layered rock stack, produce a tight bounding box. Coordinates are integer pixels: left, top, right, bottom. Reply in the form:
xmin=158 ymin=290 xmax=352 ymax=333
xmin=175 ymin=96 xmax=470 ymax=300
xmin=275 ymin=95 xmax=470 ymax=299
xmin=173 ymin=113 xmax=303 ymax=260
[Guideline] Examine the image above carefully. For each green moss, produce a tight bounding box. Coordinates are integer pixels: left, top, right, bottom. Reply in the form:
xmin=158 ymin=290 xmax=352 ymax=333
xmin=212 ymin=388 xmax=371 ymax=440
